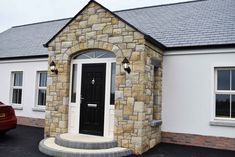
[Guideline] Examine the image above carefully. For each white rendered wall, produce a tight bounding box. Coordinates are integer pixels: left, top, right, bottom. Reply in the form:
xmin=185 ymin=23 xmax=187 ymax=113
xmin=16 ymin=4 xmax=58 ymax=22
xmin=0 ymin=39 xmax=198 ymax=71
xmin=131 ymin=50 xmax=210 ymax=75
xmin=0 ymin=58 xmax=48 ymax=119
xmin=162 ymin=48 xmax=235 ymax=138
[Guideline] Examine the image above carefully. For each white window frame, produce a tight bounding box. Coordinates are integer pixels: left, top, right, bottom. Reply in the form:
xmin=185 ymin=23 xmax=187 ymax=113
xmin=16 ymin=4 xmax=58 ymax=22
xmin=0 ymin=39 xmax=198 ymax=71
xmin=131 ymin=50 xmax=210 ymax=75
xmin=211 ymin=67 xmax=235 ymax=127
xmin=33 ymin=71 xmax=47 ymax=111
xmin=10 ymin=71 xmax=23 ymax=110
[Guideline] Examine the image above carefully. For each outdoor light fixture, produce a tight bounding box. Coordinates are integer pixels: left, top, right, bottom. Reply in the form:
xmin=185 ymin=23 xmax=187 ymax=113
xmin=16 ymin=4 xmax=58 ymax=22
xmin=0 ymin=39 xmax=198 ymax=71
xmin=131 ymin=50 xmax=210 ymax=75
xmin=122 ymin=57 xmax=131 ymax=74
xmin=50 ymin=61 xmax=58 ymax=74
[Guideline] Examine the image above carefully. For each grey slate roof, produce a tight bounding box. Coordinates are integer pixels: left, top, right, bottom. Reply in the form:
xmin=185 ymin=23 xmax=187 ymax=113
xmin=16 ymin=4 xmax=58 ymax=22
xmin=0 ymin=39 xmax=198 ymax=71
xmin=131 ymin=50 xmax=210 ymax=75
xmin=0 ymin=19 xmax=70 ymax=58
xmin=116 ymin=0 xmax=235 ymax=48
xmin=0 ymin=0 xmax=235 ymax=59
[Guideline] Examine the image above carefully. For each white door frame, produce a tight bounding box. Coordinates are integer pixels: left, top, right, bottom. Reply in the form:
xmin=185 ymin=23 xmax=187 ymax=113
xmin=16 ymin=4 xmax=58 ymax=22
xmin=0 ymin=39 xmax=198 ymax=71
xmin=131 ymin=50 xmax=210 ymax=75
xmin=68 ymin=58 xmax=115 ymax=138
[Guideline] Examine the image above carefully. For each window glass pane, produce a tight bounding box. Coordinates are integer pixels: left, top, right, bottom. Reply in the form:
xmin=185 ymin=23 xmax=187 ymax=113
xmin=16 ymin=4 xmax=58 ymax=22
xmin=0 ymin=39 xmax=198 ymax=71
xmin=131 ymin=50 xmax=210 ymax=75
xmin=71 ymin=64 xmax=77 ymax=102
xmin=95 ymin=51 xmax=105 ymax=58
xmin=217 ymin=70 xmax=230 ymax=90
xmin=39 ymin=72 xmax=47 ymax=87
xmin=13 ymin=72 xmax=23 ymax=86
xmin=216 ymin=94 xmax=230 ymax=118
xmin=232 ymin=70 xmax=235 ymax=90
xmin=75 ymin=54 xmax=90 ymax=59
xmin=75 ymin=51 xmax=95 ymax=59
xmin=110 ymin=63 xmax=116 ymax=105
xmin=99 ymin=52 xmax=116 ymax=58
xmin=12 ymin=89 xmax=22 ymax=104
xmin=84 ymin=52 xmax=95 ymax=58
xmin=232 ymin=95 xmax=235 ymax=118
xmin=38 ymin=89 xmax=46 ymax=106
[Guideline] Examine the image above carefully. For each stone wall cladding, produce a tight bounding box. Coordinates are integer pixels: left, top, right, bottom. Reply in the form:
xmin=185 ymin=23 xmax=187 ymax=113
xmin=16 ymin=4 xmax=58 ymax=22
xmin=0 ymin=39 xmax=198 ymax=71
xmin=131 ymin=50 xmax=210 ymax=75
xmin=162 ymin=132 xmax=235 ymax=151
xmin=45 ymin=1 xmax=163 ymax=154
xmin=141 ymin=42 xmax=163 ymax=152
xmin=17 ymin=116 xmax=44 ymax=128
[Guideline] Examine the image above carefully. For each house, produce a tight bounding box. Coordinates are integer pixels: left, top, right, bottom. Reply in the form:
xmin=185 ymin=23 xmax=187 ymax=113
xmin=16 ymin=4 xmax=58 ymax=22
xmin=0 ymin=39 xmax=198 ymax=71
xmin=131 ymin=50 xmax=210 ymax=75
xmin=0 ymin=0 xmax=234 ymax=156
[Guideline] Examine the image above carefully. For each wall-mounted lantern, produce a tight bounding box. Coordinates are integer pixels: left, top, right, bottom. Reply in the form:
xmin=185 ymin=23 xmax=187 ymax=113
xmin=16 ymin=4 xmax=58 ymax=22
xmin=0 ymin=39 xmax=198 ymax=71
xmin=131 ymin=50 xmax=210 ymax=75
xmin=122 ymin=57 xmax=131 ymax=74
xmin=50 ymin=61 xmax=58 ymax=74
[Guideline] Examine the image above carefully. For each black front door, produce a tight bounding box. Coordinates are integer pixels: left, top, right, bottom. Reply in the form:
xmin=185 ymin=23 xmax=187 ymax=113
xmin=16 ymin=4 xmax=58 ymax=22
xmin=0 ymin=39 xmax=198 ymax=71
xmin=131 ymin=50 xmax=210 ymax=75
xmin=79 ymin=63 xmax=106 ymax=136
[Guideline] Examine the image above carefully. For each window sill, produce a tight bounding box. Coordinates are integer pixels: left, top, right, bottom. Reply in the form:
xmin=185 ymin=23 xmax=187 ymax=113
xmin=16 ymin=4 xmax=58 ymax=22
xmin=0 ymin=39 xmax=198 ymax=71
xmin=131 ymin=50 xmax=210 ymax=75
xmin=210 ymin=120 xmax=235 ymax=127
xmin=12 ymin=105 xmax=23 ymax=110
xmin=32 ymin=107 xmax=45 ymax=112
xmin=150 ymin=120 xmax=162 ymax=127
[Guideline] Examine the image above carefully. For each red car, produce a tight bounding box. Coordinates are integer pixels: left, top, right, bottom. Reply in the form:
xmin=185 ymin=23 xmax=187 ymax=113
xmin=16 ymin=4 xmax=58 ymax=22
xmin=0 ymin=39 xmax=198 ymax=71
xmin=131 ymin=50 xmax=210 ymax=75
xmin=0 ymin=101 xmax=17 ymax=134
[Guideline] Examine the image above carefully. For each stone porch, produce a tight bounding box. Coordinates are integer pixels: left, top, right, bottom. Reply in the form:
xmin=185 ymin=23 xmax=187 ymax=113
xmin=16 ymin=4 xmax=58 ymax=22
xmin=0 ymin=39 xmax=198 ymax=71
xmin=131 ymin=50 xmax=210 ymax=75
xmin=43 ymin=0 xmax=163 ymax=155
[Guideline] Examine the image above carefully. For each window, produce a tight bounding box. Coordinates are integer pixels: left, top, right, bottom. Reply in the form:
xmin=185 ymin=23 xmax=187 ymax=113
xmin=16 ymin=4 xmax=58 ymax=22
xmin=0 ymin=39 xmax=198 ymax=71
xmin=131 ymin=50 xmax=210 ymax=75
xmin=215 ymin=69 xmax=235 ymax=119
xmin=11 ymin=71 xmax=23 ymax=105
xmin=71 ymin=64 xmax=77 ymax=103
xmin=110 ymin=63 xmax=116 ymax=105
xmin=36 ymin=72 xmax=47 ymax=107
xmin=74 ymin=50 xmax=115 ymax=59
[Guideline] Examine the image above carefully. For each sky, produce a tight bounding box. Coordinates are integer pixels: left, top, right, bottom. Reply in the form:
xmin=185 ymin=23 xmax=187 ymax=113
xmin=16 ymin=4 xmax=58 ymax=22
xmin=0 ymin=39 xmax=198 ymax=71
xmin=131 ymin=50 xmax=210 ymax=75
xmin=0 ymin=0 xmax=192 ymax=33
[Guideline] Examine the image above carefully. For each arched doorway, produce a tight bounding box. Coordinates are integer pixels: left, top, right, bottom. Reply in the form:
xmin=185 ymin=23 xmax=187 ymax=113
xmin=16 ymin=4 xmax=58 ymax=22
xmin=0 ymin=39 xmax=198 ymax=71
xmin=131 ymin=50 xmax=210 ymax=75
xmin=68 ymin=49 xmax=116 ymax=137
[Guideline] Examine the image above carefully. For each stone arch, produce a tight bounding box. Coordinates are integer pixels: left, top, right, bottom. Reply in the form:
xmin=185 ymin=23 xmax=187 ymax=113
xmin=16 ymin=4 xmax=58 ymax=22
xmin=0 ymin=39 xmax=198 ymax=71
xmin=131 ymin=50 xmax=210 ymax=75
xmin=63 ymin=41 xmax=123 ymax=62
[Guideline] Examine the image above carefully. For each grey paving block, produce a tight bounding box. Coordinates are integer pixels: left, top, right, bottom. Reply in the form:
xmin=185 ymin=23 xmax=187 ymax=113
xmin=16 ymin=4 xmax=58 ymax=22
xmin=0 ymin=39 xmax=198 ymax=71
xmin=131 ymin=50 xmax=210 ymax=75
xmin=39 ymin=138 xmax=132 ymax=157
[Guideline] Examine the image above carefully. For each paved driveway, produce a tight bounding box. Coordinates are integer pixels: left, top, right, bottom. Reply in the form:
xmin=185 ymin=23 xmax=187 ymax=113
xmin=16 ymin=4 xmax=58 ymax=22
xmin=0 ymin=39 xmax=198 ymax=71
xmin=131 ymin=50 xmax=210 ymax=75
xmin=0 ymin=125 xmax=234 ymax=157
xmin=0 ymin=125 xmax=49 ymax=157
